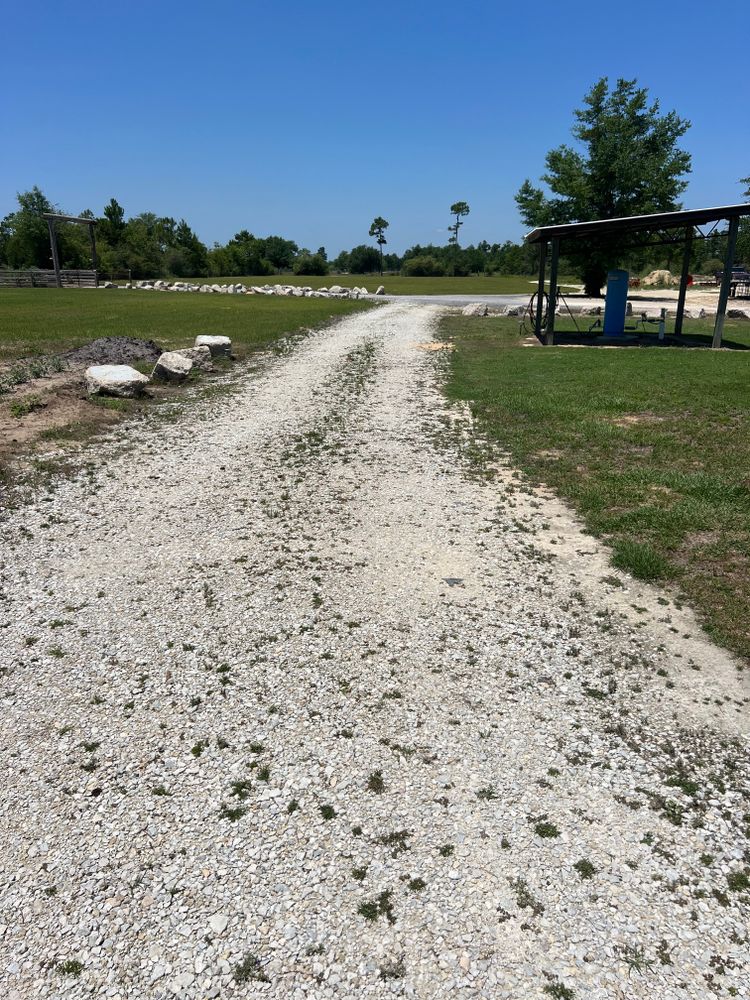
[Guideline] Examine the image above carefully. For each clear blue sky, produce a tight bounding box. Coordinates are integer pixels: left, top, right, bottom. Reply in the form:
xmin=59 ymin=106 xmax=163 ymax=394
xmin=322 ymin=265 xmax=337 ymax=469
xmin=2 ymin=0 xmax=748 ymax=256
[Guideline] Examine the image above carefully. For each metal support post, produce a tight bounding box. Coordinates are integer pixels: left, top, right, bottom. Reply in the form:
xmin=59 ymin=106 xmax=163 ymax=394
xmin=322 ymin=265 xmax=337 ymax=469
xmin=545 ymin=238 xmax=560 ymax=346
xmin=674 ymin=227 xmax=693 ymax=336
xmin=47 ymin=218 xmax=62 ymax=288
xmin=534 ymin=241 xmax=547 ymax=341
xmin=713 ymin=216 xmax=740 ymax=349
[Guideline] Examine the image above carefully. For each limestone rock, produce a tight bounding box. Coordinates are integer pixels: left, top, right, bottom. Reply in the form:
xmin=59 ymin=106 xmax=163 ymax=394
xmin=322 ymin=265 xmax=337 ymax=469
xmin=462 ymin=302 xmax=489 ymax=317
xmin=152 ymin=351 xmax=194 ymax=383
xmin=175 ymin=346 xmax=214 ymax=371
xmin=642 ymin=269 xmax=678 ymax=287
xmin=85 ymin=364 xmax=149 ymax=398
xmin=195 ymin=335 xmax=232 ymax=357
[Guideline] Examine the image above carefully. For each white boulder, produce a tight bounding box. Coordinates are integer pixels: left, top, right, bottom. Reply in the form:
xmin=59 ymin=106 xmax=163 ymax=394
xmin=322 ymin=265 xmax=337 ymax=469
xmin=195 ymin=335 xmax=232 ymax=357
xmin=462 ymin=302 xmax=489 ymax=317
xmin=175 ymin=346 xmax=214 ymax=371
xmin=85 ymin=364 xmax=149 ymax=398
xmin=152 ymin=351 xmax=194 ymax=383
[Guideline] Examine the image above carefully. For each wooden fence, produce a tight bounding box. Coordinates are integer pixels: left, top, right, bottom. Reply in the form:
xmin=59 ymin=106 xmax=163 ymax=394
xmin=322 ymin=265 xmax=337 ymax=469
xmin=0 ymin=268 xmax=98 ymax=288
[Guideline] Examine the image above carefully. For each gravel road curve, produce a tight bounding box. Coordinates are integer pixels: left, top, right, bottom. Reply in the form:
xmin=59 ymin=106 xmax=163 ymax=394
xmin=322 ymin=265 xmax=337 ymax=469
xmin=1 ymin=302 xmax=748 ymax=999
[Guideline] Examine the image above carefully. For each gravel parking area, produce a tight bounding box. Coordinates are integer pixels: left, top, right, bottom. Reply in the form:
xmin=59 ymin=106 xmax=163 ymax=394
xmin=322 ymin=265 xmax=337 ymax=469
xmin=1 ymin=302 xmax=748 ymax=999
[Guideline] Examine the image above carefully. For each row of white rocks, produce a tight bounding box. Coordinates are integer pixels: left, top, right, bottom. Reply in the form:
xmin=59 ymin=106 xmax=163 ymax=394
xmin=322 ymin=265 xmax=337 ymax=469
xmin=84 ymin=336 xmax=232 ymax=398
xmin=112 ymin=280 xmax=387 ymax=299
xmin=461 ymin=301 xmax=749 ymax=319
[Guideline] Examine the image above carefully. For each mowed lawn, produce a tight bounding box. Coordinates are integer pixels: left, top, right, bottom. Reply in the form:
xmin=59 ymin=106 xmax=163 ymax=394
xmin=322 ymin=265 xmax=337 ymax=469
xmin=0 ymin=288 xmax=374 ymax=362
xmin=199 ymin=274 xmax=567 ymax=295
xmin=442 ymin=314 xmax=750 ymax=661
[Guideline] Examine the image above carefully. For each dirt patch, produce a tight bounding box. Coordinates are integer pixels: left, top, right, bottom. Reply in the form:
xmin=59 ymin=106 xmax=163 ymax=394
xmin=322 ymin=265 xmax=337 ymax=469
xmin=609 ymin=412 xmax=666 ymax=428
xmin=0 ymin=337 xmax=167 ymax=477
xmin=63 ymin=336 xmax=163 ymax=367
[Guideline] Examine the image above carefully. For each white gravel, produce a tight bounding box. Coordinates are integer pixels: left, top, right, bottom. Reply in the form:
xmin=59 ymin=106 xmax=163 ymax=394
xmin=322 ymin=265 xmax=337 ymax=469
xmin=1 ymin=302 xmax=748 ymax=1000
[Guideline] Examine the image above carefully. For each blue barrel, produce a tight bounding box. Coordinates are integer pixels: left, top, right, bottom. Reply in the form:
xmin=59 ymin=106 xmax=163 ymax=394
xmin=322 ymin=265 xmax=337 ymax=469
xmin=603 ymin=269 xmax=629 ymax=336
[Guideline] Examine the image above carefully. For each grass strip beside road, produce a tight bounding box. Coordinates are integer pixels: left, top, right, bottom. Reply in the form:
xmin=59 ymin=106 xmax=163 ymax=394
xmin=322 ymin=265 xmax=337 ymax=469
xmin=441 ymin=313 xmax=750 ymax=661
xmin=0 ymin=288 xmax=374 ymax=362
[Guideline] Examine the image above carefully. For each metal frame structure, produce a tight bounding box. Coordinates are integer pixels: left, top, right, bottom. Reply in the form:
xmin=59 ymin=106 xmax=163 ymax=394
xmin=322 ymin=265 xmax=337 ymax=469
xmin=42 ymin=213 xmax=99 ymax=288
xmin=525 ymin=204 xmax=750 ymax=347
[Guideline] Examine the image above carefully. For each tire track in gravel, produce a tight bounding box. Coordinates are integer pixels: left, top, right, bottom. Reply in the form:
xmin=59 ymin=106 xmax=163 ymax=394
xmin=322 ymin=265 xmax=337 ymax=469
xmin=0 ymin=303 xmax=748 ymax=1000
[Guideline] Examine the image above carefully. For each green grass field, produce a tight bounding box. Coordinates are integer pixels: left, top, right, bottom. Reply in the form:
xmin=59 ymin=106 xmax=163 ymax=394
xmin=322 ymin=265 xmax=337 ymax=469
xmin=198 ymin=274 xmax=567 ymax=295
xmin=442 ymin=313 xmax=750 ymax=661
xmin=0 ymin=288 xmax=374 ymax=362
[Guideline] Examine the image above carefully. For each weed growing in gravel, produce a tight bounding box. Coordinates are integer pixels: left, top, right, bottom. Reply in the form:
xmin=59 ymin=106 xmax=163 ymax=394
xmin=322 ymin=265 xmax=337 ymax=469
xmin=534 ymin=821 xmax=560 ymax=839
xmin=510 ymin=878 xmax=544 ymax=916
xmin=656 ymin=940 xmax=673 ymax=965
xmin=305 ymin=944 xmax=324 ymax=956
xmin=249 ymin=742 xmax=266 ymax=754
xmin=218 ymin=802 xmax=248 ymax=822
xmin=543 ymin=980 xmax=577 ymax=999
xmin=476 ymin=786 xmax=498 ymax=801
xmin=407 ymin=877 xmax=426 ymax=892
xmin=152 ymin=785 xmax=171 ymax=796
xmin=319 ymin=804 xmax=336 ymax=820
xmin=230 ymin=779 xmax=253 ymax=800
xmin=616 ymin=943 xmax=654 ymax=974
xmin=80 ymin=758 xmax=98 ymax=773
xmin=352 ymin=867 xmax=367 ymax=881
xmin=727 ymin=871 xmax=750 ymax=892
xmin=377 ymin=830 xmax=411 ymax=857
xmin=190 ymin=740 xmax=208 ymax=758
xmin=257 ymin=765 xmax=270 ymax=783
xmin=358 ymin=890 xmax=396 ymax=924
xmin=80 ymin=740 xmax=101 ymax=753
xmin=56 ymin=959 xmax=83 ymax=977
xmin=367 ymin=770 xmax=385 ymax=793
xmin=57 ymin=725 xmax=74 ymax=736
xmin=233 ymin=952 xmax=269 ymax=983
xmin=47 ymin=646 xmax=65 ymax=658
xmin=287 ymin=799 xmax=300 ymax=813
xmin=439 ymin=844 xmax=455 ymax=857
xmin=573 ymin=859 xmax=597 ymax=879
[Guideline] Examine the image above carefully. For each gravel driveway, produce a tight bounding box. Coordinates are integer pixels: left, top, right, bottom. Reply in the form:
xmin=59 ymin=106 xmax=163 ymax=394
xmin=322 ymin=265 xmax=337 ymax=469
xmin=1 ymin=302 xmax=748 ymax=999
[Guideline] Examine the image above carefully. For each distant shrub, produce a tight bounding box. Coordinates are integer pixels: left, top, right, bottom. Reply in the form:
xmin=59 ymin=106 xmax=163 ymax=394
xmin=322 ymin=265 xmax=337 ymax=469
xmin=294 ymin=253 xmax=329 ymax=276
xmin=402 ymin=255 xmax=446 ymax=277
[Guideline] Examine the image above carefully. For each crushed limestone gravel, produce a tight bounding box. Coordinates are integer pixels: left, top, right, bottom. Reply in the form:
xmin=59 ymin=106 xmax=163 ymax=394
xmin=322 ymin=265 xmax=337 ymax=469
xmin=1 ymin=302 xmax=748 ymax=999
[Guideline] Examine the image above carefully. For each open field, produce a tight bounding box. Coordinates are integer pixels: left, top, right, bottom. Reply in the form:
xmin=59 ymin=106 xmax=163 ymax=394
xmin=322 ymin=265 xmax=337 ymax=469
xmin=190 ymin=274 xmax=570 ymax=295
xmin=0 ymin=288 xmax=374 ymax=363
xmin=442 ymin=313 xmax=750 ymax=660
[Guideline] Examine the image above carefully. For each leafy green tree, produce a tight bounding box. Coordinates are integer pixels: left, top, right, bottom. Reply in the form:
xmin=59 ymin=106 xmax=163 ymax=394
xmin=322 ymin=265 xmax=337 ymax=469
xmin=448 ymin=202 xmax=470 ymax=248
xmin=368 ymin=216 xmax=389 ymax=274
xmin=516 ymin=77 xmax=691 ymax=295
xmin=0 ymin=187 xmax=55 ymax=268
xmin=402 ymin=254 xmax=446 ymax=277
xmin=332 ymin=249 xmax=350 ymax=272
xmin=293 ymin=252 xmax=328 ymax=275
xmin=259 ymin=235 xmax=298 ymax=272
xmin=347 ymin=244 xmax=381 ymax=273
xmin=98 ymin=198 xmax=126 ymax=247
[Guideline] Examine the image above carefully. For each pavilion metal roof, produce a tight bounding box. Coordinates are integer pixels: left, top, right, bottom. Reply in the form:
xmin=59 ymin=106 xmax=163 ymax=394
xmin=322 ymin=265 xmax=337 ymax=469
xmin=525 ymin=204 xmax=750 ymax=244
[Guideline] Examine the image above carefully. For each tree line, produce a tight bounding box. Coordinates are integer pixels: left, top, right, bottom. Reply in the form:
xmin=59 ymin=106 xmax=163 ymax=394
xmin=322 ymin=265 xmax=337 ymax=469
xmin=0 ymin=191 xmax=539 ymax=279
xmin=2 ymin=78 xmax=748 ymax=287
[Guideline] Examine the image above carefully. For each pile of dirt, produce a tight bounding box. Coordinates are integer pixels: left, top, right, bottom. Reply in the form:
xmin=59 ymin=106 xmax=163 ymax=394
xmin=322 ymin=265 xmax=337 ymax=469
xmin=64 ymin=336 xmax=163 ymax=367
